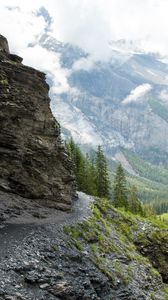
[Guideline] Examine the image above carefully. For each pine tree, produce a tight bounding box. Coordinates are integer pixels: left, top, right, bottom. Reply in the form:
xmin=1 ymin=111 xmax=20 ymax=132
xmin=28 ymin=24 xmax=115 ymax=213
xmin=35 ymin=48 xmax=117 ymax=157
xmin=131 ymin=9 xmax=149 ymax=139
xmin=85 ymin=154 xmax=97 ymax=196
xmin=66 ymin=138 xmax=84 ymax=190
xmin=127 ymin=185 xmax=143 ymax=215
xmin=95 ymin=145 xmax=109 ymax=198
xmin=113 ymin=163 xmax=127 ymax=208
xmin=66 ymin=138 xmax=98 ymax=195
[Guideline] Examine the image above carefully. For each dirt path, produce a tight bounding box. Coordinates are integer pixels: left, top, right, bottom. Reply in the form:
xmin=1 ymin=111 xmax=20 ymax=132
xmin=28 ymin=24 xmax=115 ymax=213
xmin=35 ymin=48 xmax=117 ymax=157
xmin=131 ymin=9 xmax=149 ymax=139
xmin=0 ymin=192 xmax=96 ymax=300
xmin=0 ymin=192 xmax=94 ymax=260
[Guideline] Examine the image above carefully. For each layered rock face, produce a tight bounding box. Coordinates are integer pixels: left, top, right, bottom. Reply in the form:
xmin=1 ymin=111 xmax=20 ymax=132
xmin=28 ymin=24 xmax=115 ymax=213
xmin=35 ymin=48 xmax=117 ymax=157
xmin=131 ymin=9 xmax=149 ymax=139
xmin=0 ymin=35 xmax=75 ymax=210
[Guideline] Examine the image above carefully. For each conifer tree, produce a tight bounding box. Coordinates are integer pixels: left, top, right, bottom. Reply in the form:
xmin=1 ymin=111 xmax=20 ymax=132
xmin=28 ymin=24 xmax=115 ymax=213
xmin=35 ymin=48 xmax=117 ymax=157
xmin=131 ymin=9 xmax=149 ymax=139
xmin=66 ymin=138 xmax=83 ymax=190
xmin=66 ymin=138 xmax=98 ymax=195
xmin=85 ymin=154 xmax=97 ymax=196
xmin=113 ymin=163 xmax=127 ymax=208
xmin=127 ymin=185 xmax=143 ymax=215
xmin=95 ymin=145 xmax=109 ymax=198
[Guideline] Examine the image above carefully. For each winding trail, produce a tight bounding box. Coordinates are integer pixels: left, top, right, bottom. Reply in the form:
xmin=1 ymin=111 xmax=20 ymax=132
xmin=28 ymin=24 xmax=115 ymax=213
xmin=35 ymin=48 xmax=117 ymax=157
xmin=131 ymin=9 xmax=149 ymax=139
xmin=0 ymin=192 xmax=94 ymax=260
xmin=0 ymin=192 xmax=95 ymax=300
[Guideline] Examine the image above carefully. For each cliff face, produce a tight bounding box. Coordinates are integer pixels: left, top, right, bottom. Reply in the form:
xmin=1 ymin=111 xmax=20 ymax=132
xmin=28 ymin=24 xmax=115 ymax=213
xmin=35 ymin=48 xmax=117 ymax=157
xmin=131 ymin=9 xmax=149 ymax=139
xmin=0 ymin=35 xmax=75 ymax=210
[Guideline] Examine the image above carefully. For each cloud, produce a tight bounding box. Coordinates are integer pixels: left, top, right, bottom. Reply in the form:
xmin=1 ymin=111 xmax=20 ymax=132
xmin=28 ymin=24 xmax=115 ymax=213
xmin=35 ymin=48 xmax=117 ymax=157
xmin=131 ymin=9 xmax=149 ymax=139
xmin=122 ymin=84 xmax=152 ymax=105
xmin=72 ymin=56 xmax=96 ymax=72
xmin=0 ymin=4 xmax=46 ymax=54
xmin=1 ymin=0 xmax=168 ymax=61
xmin=48 ymin=0 xmax=168 ymax=58
xmin=0 ymin=2 xmax=74 ymax=94
xmin=0 ymin=0 xmax=168 ymax=94
xmin=21 ymin=45 xmax=72 ymax=94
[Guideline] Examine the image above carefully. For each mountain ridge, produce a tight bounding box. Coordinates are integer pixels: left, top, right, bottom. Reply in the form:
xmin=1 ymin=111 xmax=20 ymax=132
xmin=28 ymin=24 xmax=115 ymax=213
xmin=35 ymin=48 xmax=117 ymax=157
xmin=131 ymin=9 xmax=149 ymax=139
xmin=33 ymin=32 xmax=168 ymax=169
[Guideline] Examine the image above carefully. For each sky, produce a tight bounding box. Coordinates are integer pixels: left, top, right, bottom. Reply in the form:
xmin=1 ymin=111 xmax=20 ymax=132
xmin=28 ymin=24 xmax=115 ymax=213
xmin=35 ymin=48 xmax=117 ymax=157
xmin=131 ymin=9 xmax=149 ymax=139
xmin=1 ymin=0 xmax=168 ymax=56
xmin=0 ymin=0 xmax=168 ymax=94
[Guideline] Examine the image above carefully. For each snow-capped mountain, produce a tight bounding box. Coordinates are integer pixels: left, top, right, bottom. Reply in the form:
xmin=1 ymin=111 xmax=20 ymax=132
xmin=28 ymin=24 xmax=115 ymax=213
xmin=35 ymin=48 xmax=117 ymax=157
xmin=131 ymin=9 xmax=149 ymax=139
xmin=28 ymin=12 xmax=168 ymax=167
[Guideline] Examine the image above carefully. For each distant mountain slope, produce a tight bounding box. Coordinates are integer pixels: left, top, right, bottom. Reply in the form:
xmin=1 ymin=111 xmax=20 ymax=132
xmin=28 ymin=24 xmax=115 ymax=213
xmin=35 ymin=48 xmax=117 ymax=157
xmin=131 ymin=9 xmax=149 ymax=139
xmin=35 ymin=33 xmax=168 ymax=168
xmin=123 ymin=149 xmax=168 ymax=185
xmin=109 ymin=151 xmax=168 ymax=207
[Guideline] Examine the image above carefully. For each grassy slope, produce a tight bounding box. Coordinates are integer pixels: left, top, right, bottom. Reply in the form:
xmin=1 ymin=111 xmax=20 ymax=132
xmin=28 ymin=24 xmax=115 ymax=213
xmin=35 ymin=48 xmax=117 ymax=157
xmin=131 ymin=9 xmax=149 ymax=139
xmin=123 ymin=149 xmax=168 ymax=185
xmin=109 ymin=163 xmax=168 ymax=204
xmin=127 ymin=175 xmax=168 ymax=203
xmin=121 ymin=149 xmax=168 ymax=205
xmin=160 ymin=213 xmax=168 ymax=222
xmin=64 ymin=198 xmax=168 ymax=299
xmin=149 ymin=98 xmax=168 ymax=123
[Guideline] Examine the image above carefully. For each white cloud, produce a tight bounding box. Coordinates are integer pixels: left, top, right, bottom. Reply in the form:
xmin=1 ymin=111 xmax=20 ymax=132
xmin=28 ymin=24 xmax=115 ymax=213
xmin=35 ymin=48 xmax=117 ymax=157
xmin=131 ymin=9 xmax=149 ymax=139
xmin=72 ymin=57 xmax=96 ymax=72
xmin=122 ymin=84 xmax=152 ymax=105
xmin=0 ymin=3 xmax=74 ymax=94
xmin=0 ymin=3 xmax=46 ymax=54
xmin=0 ymin=1 xmax=168 ymax=94
xmin=1 ymin=0 xmax=168 ymax=61
xmin=21 ymin=45 xmax=71 ymax=94
xmin=48 ymin=0 xmax=168 ymax=58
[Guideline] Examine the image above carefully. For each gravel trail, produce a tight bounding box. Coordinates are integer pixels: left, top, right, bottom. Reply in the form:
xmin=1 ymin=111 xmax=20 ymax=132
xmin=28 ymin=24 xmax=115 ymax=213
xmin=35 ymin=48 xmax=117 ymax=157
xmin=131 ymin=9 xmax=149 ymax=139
xmin=0 ymin=192 xmax=94 ymax=261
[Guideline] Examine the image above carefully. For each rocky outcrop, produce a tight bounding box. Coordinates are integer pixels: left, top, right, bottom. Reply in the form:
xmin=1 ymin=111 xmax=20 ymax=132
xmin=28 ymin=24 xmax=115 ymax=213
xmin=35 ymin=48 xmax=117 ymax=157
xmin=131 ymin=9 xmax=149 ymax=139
xmin=0 ymin=35 xmax=75 ymax=211
xmin=134 ymin=225 xmax=168 ymax=283
xmin=0 ymin=34 xmax=9 ymax=53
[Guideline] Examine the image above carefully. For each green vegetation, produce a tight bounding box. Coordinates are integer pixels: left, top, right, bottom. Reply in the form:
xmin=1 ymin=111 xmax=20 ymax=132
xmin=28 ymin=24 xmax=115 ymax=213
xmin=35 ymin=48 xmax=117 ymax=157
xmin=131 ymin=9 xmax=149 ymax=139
xmin=123 ymin=149 xmax=168 ymax=185
xmin=66 ymin=139 xmax=168 ymax=215
xmin=159 ymin=213 xmax=168 ymax=224
xmin=139 ymin=147 xmax=168 ymax=167
xmin=113 ymin=163 xmax=128 ymax=208
xmin=163 ymin=286 xmax=168 ymax=300
xmin=64 ymin=139 xmax=168 ymax=297
xmin=64 ymin=198 xmax=136 ymax=284
xmin=154 ymin=201 xmax=168 ymax=215
xmin=122 ymin=149 xmax=168 ymax=213
xmin=63 ymin=197 xmax=168 ymax=297
xmin=113 ymin=164 xmax=144 ymax=216
xmin=66 ymin=138 xmax=109 ymax=197
xmin=95 ymin=145 xmax=109 ymax=198
xmin=160 ymin=213 xmax=168 ymax=220
xmin=0 ymin=78 xmax=8 ymax=85
xmin=109 ymin=162 xmax=168 ymax=209
xmin=127 ymin=174 xmax=168 ymax=207
xmin=127 ymin=185 xmax=144 ymax=215
xmin=149 ymin=97 xmax=168 ymax=123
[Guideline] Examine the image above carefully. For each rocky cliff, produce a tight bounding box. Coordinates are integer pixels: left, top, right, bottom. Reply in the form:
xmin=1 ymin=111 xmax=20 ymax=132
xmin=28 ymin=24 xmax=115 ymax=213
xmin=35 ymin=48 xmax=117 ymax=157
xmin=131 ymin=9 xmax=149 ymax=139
xmin=0 ymin=35 xmax=75 ymax=211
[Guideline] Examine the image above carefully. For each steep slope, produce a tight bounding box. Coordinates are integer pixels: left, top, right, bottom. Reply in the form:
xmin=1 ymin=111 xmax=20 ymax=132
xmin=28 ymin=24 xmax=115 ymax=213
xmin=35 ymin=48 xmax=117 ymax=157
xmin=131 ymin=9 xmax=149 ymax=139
xmin=0 ymin=35 xmax=75 ymax=211
xmin=1 ymin=195 xmax=167 ymax=300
